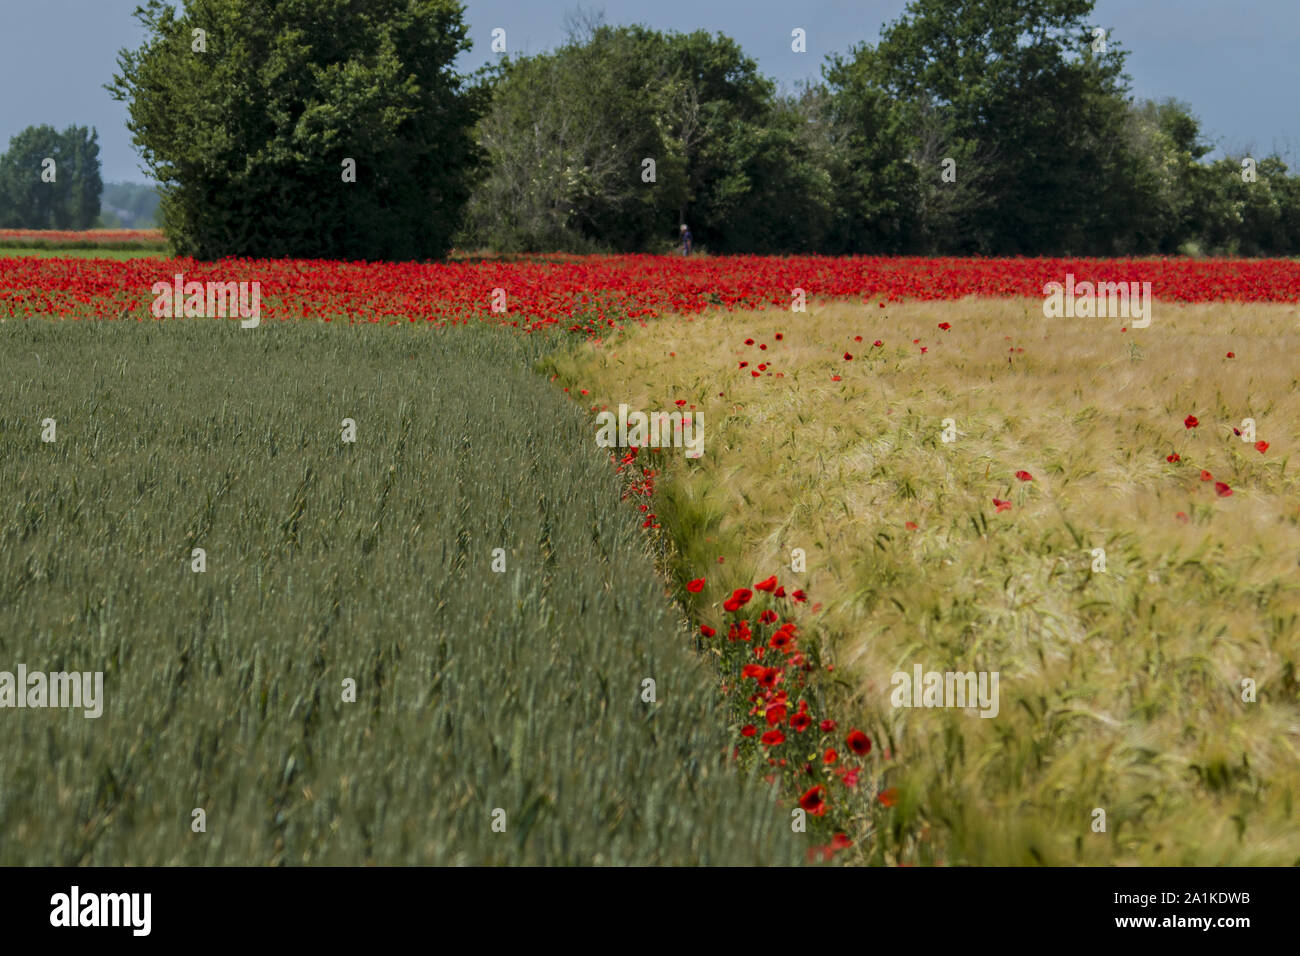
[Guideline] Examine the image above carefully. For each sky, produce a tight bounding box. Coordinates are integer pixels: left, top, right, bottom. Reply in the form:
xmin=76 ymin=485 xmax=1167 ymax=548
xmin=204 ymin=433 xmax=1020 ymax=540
xmin=2 ymin=0 xmax=1295 ymax=184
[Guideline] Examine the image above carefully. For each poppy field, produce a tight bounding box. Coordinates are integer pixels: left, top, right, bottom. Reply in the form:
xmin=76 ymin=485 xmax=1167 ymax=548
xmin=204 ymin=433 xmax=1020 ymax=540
xmin=0 ymin=229 xmax=167 ymax=253
xmin=4 ymin=253 xmax=1300 ymax=332
xmin=2 ymin=248 xmax=1299 ymax=865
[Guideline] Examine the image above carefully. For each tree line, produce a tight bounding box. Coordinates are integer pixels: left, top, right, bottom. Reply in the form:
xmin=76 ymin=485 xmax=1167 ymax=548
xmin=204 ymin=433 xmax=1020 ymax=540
xmin=50 ymin=0 xmax=1300 ymax=259
xmin=461 ymin=4 xmax=1300 ymax=257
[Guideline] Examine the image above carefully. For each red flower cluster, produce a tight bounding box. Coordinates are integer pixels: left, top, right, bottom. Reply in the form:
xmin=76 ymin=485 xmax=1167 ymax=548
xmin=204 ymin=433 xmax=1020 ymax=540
xmin=7 ymin=254 xmax=1300 ymax=333
xmin=710 ymin=572 xmax=886 ymax=840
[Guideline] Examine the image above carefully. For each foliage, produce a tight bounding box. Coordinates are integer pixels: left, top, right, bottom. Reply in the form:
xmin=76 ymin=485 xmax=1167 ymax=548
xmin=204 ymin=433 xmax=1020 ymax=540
xmin=0 ymin=125 xmax=102 ymax=230
xmin=107 ymin=0 xmax=482 ymax=260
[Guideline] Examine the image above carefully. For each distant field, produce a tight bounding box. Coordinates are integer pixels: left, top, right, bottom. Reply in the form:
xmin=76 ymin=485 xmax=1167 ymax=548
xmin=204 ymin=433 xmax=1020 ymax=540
xmin=0 ymin=320 xmax=801 ymax=865
xmin=552 ymin=297 xmax=1300 ymax=865
xmin=0 ymin=246 xmax=166 ymax=260
xmin=0 ymin=229 xmax=166 ymax=251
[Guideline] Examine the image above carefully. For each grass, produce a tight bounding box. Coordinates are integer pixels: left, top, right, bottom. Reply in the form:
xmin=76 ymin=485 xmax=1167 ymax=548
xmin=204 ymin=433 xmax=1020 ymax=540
xmin=0 ymin=319 xmax=801 ymax=865
xmin=550 ymin=297 xmax=1300 ymax=865
xmin=0 ymin=246 xmax=168 ymax=260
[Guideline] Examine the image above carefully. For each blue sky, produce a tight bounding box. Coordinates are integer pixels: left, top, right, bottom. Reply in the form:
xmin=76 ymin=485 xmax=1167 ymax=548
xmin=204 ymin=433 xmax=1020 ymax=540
xmin=3 ymin=0 xmax=1295 ymax=183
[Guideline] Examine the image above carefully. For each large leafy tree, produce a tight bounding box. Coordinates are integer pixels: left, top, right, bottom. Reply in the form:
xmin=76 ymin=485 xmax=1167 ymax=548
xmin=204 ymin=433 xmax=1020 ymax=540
xmin=833 ymin=0 xmax=1139 ymax=255
xmin=107 ymin=0 xmax=482 ymax=260
xmin=0 ymin=125 xmax=102 ymax=229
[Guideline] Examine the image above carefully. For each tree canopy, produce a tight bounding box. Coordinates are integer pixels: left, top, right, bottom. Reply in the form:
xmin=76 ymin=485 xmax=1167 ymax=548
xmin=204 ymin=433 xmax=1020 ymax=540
xmin=0 ymin=125 xmax=102 ymax=230
xmin=107 ymin=0 xmax=482 ymax=260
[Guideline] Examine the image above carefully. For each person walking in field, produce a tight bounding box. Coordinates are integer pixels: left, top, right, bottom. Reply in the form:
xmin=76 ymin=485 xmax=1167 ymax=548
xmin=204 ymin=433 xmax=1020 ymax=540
xmin=680 ymin=223 xmax=693 ymax=256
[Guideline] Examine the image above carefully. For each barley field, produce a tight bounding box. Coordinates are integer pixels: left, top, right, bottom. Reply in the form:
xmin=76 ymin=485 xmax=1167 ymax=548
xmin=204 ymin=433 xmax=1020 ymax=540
xmin=550 ymin=298 xmax=1300 ymax=865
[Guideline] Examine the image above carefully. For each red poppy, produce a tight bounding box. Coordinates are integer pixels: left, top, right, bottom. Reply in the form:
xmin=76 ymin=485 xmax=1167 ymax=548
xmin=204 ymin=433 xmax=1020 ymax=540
xmin=831 ymin=833 xmax=852 ymax=849
xmin=938 ymin=322 xmax=951 ymax=330
xmin=1256 ymin=441 xmax=1269 ymax=453
xmin=1215 ymin=481 xmax=1233 ymax=497
xmin=686 ymin=578 xmax=705 ymax=593
xmin=1014 ymin=470 xmax=1033 ymax=482
xmin=905 ymin=521 xmax=918 ymax=530
xmin=791 ymin=589 xmax=807 ymax=603
xmin=873 ymin=340 xmax=883 ymax=347
xmin=1200 ymin=470 xmax=1213 ymax=482
xmin=744 ymin=338 xmax=754 ymax=345
xmin=1176 ymin=511 xmax=1190 ymax=524
xmin=1166 ymin=453 xmax=1180 ymax=463
xmin=790 ymin=712 xmax=812 ymax=732
xmin=854 ymin=335 xmax=862 ymax=342
xmin=830 ymin=375 xmax=842 ymax=381
xmin=760 ymin=729 xmax=785 ymax=747
xmin=766 ymin=703 xmax=788 ymax=726
xmin=846 ymin=729 xmax=872 ymax=755
xmin=1226 ymin=351 xmax=1235 ymax=358
xmin=823 ymin=748 xmax=838 ymax=764
xmin=738 ymin=361 xmax=749 ymax=368
xmin=757 ymin=363 xmax=767 ymax=371
xmin=844 ymin=352 xmax=853 ymax=360
xmin=731 ymin=587 xmax=753 ymax=606
xmin=774 ymin=586 xmax=786 ymax=597
xmin=755 ymin=575 xmax=778 ymax=592
xmin=759 ymin=343 xmax=767 ymax=350
xmin=993 ymin=498 xmax=1012 ymax=513
xmin=740 ymin=724 xmax=756 ymax=737
xmin=700 ymin=624 xmax=716 ymax=638
xmin=819 ymin=719 xmax=837 ymax=732
xmin=775 ymin=333 xmax=783 ymax=340
xmin=674 ymin=399 xmax=686 ymax=407
xmin=877 ymin=788 xmax=899 ymax=808
xmin=799 ymin=785 xmax=827 ymax=816
xmin=759 ymin=609 xmax=778 ymax=624
xmin=1185 ymin=415 xmax=1199 ymax=429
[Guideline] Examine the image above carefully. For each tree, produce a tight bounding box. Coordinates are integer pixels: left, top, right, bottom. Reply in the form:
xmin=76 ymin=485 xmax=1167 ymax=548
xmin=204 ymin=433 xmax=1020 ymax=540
xmin=819 ymin=48 xmax=923 ymax=253
xmin=460 ymin=22 xmax=684 ymax=252
xmin=839 ymin=0 xmax=1140 ymax=255
xmin=107 ymin=0 xmax=482 ymax=260
xmin=460 ymin=22 xmax=830 ymax=254
xmin=0 ymin=125 xmax=102 ymax=229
